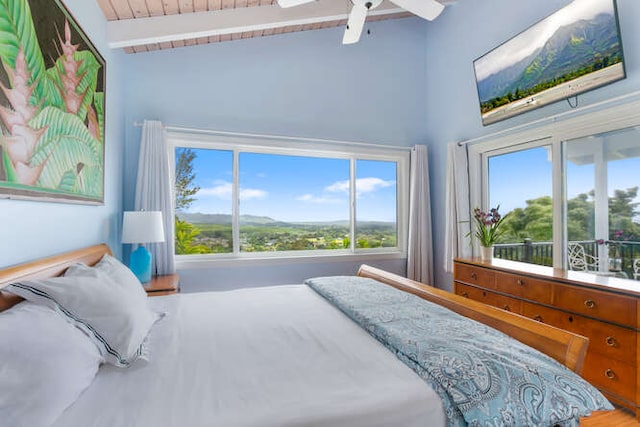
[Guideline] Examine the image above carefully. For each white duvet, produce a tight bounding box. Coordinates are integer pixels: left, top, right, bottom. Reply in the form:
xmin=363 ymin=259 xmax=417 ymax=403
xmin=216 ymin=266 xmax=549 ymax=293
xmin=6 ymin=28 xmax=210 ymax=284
xmin=53 ymin=285 xmax=445 ymax=427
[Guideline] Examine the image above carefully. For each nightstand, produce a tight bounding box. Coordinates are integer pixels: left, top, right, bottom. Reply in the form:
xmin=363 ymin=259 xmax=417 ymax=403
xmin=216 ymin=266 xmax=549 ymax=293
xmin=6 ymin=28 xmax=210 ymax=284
xmin=143 ymin=274 xmax=180 ymax=296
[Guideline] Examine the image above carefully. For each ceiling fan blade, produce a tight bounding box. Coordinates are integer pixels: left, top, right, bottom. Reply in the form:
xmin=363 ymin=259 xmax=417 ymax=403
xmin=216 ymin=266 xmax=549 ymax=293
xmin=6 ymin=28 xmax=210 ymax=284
xmin=342 ymin=3 xmax=368 ymax=45
xmin=277 ymin=0 xmax=314 ymax=8
xmin=389 ymin=0 xmax=444 ymax=20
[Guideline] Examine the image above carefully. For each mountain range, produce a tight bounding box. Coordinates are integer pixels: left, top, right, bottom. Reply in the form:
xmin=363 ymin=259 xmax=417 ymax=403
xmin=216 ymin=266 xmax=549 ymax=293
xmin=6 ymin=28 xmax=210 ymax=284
xmin=477 ymin=13 xmax=623 ymax=103
xmin=177 ymin=212 xmax=393 ymax=228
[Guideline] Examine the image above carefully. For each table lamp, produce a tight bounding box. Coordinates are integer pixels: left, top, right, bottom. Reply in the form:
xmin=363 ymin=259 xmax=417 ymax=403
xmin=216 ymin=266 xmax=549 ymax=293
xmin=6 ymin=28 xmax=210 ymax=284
xmin=122 ymin=211 xmax=165 ymax=283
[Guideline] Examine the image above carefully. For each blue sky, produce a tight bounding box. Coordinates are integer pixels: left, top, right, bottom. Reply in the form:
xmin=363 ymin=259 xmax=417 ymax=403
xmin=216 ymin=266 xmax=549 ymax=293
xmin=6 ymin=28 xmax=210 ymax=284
xmin=181 ymin=149 xmax=397 ymax=223
xmin=489 ymin=145 xmax=639 ymax=216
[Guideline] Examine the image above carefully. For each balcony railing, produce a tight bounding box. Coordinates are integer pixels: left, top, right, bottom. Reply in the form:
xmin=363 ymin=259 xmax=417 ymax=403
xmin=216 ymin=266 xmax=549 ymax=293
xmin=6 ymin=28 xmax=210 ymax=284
xmin=494 ymin=239 xmax=640 ymax=280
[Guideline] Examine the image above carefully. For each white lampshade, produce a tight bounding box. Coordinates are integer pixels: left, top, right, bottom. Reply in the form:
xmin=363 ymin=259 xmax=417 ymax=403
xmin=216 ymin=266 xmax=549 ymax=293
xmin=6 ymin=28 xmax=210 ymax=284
xmin=121 ymin=211 xmax=165 ymax=244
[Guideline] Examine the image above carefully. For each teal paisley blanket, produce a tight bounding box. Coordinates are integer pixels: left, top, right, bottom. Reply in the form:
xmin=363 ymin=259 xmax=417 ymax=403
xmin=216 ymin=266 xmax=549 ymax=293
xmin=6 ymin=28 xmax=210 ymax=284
xmin=305 ymin=276 xmax=612 ymax=427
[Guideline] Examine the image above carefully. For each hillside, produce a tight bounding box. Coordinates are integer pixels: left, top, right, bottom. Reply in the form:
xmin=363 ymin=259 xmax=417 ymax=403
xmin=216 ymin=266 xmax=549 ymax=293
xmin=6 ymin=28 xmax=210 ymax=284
xmin=177 ymin=212 xmax=394 ymax=228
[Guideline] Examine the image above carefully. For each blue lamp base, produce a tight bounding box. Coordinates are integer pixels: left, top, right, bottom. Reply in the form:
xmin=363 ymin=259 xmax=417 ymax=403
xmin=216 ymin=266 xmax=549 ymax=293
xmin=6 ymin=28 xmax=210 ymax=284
xmin=129 ymin=246 xmax=152 ymax=283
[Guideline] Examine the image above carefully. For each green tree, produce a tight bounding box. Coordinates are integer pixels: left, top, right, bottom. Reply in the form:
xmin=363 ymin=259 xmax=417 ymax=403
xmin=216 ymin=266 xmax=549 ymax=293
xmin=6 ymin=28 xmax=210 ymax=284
xmin=175 ymin=148 xmax=200 ymax=211
xmin=567 ymin=192 xmax=594 ymax=241
xmin=500 ymin=196 xmax=553 ymax=243
xmin=609 ymin=187 xmax=640 ymax=239
xmin=174 ymin=148 xmax=205 ymax=254
xmin=499 ymin=188 xmax=640 ymax=245
xmin=174 ymin=219 xmax=209 ymax=254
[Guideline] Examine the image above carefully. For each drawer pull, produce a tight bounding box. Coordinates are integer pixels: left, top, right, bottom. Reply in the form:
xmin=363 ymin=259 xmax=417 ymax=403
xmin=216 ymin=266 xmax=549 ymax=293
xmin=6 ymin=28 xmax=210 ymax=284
xmin=605 ymin=369 xmax=616 ymax=380
xmin=517 ymin=279 xmax=524 ymax=286
xmin=503 ymin=305 xmax=511 ymax=312
xmin=533 ymin=315 xmax=543 ymax=322
xmin=471 ymin=272 xmax=478 ymax=280
xmin=461 ymin=292 xmax=469 ymax=298
xmin=584 ymin=299 xmax=596 ymax=309
xmin=605 ymin=336 xmax=617 ymax=347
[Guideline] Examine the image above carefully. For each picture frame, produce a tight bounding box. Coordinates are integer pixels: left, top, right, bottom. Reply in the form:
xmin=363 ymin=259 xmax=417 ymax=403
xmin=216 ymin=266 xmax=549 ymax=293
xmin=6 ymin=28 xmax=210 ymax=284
xmin=0 ymin=0 xmax=106 ymax=204
xmin=473 ymin=0 xmax=625 ymax=126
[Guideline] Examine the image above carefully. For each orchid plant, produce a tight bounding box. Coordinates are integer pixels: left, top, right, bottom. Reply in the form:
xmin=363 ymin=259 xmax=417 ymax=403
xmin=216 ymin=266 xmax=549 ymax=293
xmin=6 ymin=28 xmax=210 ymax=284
xmin=469 ymin=206 xmax=508 ymax=247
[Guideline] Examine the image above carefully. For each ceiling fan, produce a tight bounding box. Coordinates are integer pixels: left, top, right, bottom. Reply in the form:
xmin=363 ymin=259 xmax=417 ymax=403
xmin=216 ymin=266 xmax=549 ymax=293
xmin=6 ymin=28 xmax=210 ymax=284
xmin=277 ymin=0 xmax=445 ymax=44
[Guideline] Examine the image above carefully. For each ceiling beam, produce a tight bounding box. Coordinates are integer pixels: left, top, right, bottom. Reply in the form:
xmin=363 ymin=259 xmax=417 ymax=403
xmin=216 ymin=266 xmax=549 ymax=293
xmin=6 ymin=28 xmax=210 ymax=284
xmin=107 ymin=0 xmax=407 ymax=48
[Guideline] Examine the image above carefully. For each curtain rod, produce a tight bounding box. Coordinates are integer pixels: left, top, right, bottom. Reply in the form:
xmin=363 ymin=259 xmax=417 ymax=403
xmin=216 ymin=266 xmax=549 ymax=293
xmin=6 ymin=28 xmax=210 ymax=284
xmin=457 ymin=88 xmax=640 ymax=147
xmin=133 ymin=121 xmax=414 ymax=152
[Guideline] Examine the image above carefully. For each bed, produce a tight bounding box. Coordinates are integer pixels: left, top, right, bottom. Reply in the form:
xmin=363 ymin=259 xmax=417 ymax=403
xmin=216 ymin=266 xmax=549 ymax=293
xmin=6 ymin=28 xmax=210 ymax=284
xmin=0 ymin=244 xmax=614 ymax=427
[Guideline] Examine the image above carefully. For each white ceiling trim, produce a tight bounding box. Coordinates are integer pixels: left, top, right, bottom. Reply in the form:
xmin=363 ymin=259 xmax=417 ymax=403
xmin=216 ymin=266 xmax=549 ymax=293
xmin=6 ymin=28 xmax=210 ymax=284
xmin=107 ymin=0 xmax=405 ymax=49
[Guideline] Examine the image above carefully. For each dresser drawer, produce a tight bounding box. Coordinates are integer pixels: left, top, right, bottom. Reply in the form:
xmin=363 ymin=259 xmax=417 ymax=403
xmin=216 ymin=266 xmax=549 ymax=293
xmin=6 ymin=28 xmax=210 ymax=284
xmin=522 ymin=302 xmax=636 ymax=364
xmin=553 ymin=284 xmax=637 ymax=327
xmin=494 ymin=271 xmax=552 ymax=304
xmin=454 ymin=263 xmax=495 ymax=289
xmin=455 ymin=282 xmax=486 ymax=301
xmin=484 ymin=291 xmax=523 ymax=314
xmin=582 ymin=352 xmax=636 ymax=403
xmin=455 ymin=283 xmax=522 ymax=313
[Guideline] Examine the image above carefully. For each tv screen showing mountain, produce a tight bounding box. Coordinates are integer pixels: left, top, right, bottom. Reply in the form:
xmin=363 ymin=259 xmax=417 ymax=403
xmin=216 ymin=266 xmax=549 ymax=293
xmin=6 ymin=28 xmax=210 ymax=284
xmin=473 ymin=0 xmax=625 ymax=126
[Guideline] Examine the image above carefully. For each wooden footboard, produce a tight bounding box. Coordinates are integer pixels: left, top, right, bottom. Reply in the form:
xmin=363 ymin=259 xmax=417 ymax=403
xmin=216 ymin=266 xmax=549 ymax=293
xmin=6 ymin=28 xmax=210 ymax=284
xmin=357 ymin=264 xmax=589 ymax=374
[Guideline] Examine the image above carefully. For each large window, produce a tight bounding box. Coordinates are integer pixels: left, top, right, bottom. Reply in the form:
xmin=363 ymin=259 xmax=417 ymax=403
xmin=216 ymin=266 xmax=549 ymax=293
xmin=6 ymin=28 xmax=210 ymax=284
xmin=473 ymin=117 xmax=640 ymax=281
xmin=171 ymin=133 xmax=408 ymax=261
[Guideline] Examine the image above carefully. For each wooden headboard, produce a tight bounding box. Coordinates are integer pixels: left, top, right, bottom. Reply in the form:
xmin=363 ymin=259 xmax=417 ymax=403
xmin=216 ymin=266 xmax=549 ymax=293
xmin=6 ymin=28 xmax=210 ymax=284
xmin=357 ymin=264 xmax=589 ymax=374
xmin=0 ymin=244 xmax=112 ymax=312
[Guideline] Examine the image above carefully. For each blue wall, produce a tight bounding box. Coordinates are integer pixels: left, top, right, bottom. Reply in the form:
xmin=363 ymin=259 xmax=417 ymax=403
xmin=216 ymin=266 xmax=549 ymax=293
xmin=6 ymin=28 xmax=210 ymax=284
xmin=0 ymin=0 xmax=126 ymax=267
xmin=122 ymin=18 xmax=428 ymax=291
xmin=424 ymin=0 xmax=640 ymax=290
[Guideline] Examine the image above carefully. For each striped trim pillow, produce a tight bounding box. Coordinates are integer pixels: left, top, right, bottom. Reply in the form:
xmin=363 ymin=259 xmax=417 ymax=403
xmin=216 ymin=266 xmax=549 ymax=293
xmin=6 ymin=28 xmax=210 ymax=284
xmin=7 ymin=275 xmax=162 ymax=367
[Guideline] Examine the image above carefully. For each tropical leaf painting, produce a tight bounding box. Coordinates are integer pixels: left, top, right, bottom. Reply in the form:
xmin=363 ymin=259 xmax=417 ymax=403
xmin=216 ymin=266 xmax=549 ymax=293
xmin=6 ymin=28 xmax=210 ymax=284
xmin=0 ymin=0 xmax=105 ymax=204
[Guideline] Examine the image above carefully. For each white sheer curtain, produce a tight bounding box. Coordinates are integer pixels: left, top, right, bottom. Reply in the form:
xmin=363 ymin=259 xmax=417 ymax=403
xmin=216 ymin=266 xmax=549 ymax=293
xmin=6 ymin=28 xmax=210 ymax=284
xmin=134 ymin=120 xmax=175 ymax=275
xmin=443 ymin=142 xmax=472 ymax=273
xmin=407 ymin=145 xmax=434 ymax=285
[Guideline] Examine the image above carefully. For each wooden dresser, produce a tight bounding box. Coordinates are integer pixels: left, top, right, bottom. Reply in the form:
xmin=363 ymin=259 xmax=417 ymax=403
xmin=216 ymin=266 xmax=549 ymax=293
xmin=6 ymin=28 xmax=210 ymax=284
xmin=454 ymin=257 xmax=640 ymax=418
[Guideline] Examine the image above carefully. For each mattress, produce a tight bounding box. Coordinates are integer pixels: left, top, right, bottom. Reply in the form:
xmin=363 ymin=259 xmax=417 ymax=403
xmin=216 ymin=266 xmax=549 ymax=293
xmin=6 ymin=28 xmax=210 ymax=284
xmin=53 ymin=285 xmax=445 ymax=427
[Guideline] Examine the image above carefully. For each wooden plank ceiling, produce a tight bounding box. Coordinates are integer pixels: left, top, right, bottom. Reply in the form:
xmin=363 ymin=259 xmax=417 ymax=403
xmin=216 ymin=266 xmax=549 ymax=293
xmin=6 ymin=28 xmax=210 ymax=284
xmin=96 ymin=0 xmax=416 ymax=53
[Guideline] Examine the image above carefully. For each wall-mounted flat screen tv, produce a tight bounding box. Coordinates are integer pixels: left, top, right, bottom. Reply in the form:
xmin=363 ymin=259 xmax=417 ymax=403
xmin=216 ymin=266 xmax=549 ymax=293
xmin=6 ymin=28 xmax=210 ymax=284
xmin=473 ymin=0 xmax=625 ymax=126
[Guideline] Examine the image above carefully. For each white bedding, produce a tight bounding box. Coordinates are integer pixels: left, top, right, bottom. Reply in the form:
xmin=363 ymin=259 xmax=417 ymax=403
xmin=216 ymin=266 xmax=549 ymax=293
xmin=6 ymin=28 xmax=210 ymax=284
xmin=53 ymin=285 xmax=445 ymax=427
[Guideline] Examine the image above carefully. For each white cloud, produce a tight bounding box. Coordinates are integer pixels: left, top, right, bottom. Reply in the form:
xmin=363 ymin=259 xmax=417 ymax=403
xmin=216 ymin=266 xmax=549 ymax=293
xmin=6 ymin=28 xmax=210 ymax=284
xmin=198 ymin=181 xmax=267 ymax=200
xmin=325 ymin=180 xmax=350 ymax=193
xmin=296 ymin=194 xmax=341 ymax=204
xmin=355 ymin=177 xmax=394 ymax=194
xmin=199 ymin=181 xmax=232 ymax=199
xmin=240 ymin=188 xmax=267 ymax=200
xmin=325 ymin=177 xmax=394 ymax=195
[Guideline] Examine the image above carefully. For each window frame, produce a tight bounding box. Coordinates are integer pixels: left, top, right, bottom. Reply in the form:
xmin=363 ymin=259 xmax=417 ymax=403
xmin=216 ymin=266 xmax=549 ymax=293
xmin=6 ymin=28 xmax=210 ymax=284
xmin=467 ymin=96 xmax=640 ymax=271
xmin=167 ymin=130 xmax=410 ymax=268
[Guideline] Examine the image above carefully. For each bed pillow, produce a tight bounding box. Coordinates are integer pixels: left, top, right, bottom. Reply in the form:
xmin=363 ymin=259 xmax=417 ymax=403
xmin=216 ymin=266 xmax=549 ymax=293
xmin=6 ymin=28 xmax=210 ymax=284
xmin=65 ymin=254 xmax=147 ymax=301
xmin=6 ymin=272 xmax=163 ymax=368
xmin=0 ymin=301 xmax=103 ymax=427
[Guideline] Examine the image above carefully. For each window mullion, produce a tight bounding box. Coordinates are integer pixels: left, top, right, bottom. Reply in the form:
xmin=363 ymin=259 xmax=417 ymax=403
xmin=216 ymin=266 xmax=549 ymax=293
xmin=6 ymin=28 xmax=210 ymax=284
xmin=552 ymin=139 xmax=563 ymax=269
xmin=232 ymin=150 xmax=240 ymax=255
xmin=350 ymin=158 xmax=356 ymax=252
xmin=593 ymin=143 xmax=609 ymax=271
